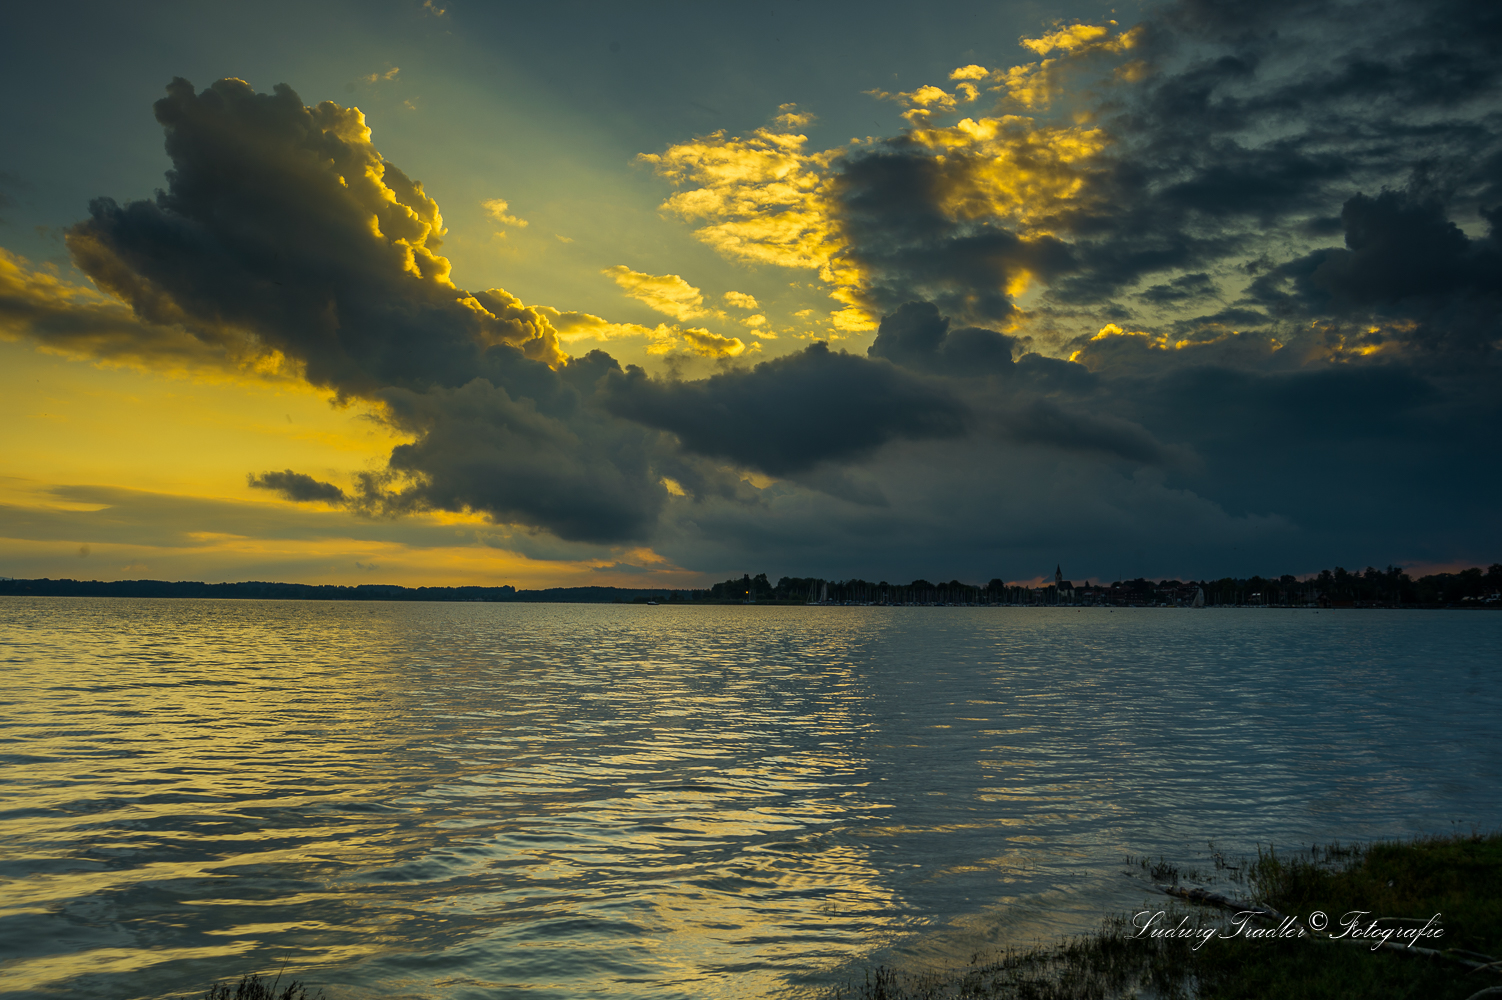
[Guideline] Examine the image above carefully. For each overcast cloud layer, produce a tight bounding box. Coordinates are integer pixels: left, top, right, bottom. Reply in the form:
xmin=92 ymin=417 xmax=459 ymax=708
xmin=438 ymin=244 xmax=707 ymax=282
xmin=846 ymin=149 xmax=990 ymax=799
xmin=3 ymin=0 xmax=1498 ymax=583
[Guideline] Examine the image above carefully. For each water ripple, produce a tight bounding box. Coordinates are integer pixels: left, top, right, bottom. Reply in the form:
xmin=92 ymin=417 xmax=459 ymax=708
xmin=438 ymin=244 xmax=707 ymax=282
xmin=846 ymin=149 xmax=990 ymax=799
xmin=2 ymin=600 xmax=1499 ymax=999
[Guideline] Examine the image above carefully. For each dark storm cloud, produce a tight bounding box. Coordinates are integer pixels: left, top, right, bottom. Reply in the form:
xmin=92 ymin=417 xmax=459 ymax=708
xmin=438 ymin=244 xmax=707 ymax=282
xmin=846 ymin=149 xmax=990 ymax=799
xmin=11 ymin=0 xmax=1502 ymax=578
xmin=1249 ymin=189 xmax=1502 ymax=356
xmin=0 ymin=246 xmax=274 ymax=374
xmin=1106 ymin=358 xmax=1502 ymax=565
xmin=1174 ymin=306 xmax=1268 ymax=330
xmin=1012 ymin=351 xmax=1099 ymax=392
xmin=50 ymin=77 xmax=669 ymax=543
xmin=1003 ymin=400 xmax=1179 ymax=466
xmin=862 ymin=303 xmax=1178 ymax=464
xmin=1 ymin=484 xmax=471 ymax=550
xmin=1138 ymin=273 xmax=1217 ymax=305
xmin=823 ymin=0 xmax=1502 ymax=320
xmin=66 ymin=77 xmax=560 ymax=394
xmin=867 ymin=301 xmax=1018 ymax=375
xmin=1145 ymin=363 xmax=1439 ymax=437
xmin=247 ymin=469 xmax=346 ymax=504
xmin=369 ymin=374 xmax=665 ymax=544
xmin=832 ymin=149 xmax=1078 ymax=321
xmin=1265 ymin=191 xmax=1501 ymax=307
xmin=601 ymin=341 xmax=967 ymax=475
xmin=1070 ymin=0 xmax=1502 ymax=302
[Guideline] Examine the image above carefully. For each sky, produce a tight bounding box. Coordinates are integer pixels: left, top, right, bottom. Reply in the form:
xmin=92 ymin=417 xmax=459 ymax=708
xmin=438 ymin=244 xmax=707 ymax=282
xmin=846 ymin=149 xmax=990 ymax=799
xmin=1 ymin=0 xmax=1498 ymax=589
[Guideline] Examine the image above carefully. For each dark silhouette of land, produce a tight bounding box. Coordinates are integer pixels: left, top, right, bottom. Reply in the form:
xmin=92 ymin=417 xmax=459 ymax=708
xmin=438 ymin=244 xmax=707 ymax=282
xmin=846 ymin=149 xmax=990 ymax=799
xmin=699 ymin=564 xmax=1502 ymax=607
xmin=0 ymin=579 xmax=655 ymax=603
xmin=2 ymin=562 xmax=1499 ymax=607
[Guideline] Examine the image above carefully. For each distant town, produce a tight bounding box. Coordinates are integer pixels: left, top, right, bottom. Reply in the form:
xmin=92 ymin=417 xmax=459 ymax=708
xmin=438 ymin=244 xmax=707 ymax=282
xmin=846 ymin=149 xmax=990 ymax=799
xmin=695 ymin=563 xmax=1502 ymax=608
xmin=2 ymin=561 xmax=1499 ymax=608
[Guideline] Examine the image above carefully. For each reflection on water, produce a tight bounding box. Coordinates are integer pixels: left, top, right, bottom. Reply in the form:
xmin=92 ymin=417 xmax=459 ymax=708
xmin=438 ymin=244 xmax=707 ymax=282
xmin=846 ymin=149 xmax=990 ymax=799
xmin=2 ymin=600 xmax=1499 ymax=999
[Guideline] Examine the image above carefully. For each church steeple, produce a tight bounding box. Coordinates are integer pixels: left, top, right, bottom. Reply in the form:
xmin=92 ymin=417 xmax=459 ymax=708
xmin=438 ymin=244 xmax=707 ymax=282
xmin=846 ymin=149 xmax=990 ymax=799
xmin=1055 ymin=564 xmax=1063 ymax=586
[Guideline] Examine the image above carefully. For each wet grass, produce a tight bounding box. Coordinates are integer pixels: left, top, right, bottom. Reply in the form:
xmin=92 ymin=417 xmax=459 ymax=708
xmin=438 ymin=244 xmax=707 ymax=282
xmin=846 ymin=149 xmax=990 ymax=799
xmin=203 ymin=972 xmax=325 ymax=1000
xmin=829 ymin=831 xmax=1502 ymax=1000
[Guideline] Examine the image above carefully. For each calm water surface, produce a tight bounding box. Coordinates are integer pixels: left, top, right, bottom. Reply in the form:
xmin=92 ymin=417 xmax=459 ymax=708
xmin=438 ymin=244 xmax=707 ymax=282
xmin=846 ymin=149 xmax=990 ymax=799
xmin=2 ymin=599 xmax=1499 ymax=999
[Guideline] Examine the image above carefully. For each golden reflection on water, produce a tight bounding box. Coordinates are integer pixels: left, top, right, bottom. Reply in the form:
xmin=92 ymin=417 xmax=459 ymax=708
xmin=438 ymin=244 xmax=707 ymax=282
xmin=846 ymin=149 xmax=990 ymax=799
xmin=3 ymin=600 xmax=1500 ymax=999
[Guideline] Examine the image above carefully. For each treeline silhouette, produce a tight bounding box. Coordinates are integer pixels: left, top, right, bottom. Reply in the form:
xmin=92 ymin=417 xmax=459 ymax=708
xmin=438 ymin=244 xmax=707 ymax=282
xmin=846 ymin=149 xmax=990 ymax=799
xmin=1194 ymin=564 xmax=1502 ymax=606
xmin=703 ymin=563 xmax=1502 ymax=607
xmin=2 ymin=562 xmax=1498 ymax=606
xmin=0 ymin=579 xmax=696 ymax=603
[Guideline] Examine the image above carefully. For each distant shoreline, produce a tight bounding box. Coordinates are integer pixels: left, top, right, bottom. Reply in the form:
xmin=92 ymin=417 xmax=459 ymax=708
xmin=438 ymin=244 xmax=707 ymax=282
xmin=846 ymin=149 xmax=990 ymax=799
xmin=0 ymin=577 xmax=664 ymax=604
xmin=0 ymin=577 xmax=1497 ymax=609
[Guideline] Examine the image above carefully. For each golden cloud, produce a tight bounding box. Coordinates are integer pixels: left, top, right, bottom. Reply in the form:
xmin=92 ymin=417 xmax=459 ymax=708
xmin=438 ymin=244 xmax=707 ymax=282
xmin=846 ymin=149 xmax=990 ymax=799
xmin=52 ymin=81 xmax=569 ymax=377
xmin=481 ymin=197 xmax=529 ymax=230
xmin=869 ymin=80 xmax=988 ymax=125
xmin=641 ymin=119 xmax=872 ymax=330
xmin=459 ymin=288 xmax=569 ymax=362
xmin=904 ymin=114 xmax=1110 ymax=232
xmin=996 ymin=23 xmax=1144 ymax=108
xmin=0 ymin=248 xmax=297 ymax=381
xmin=949 ymin=64 xmax=991 ymax=81
xmin=1020 ymin=23 xmax=1112 ymax=55
xmin=643 ymin=109 xmax=1107 ymax=333
xmin=649 ymin=327 xmax=747 ymax=358
xmin=1073 ymin=322 xmax=1275 ymax=364
xmin=773 ymin=102 xmax=816 ymax=129
xmin=536 ymin=308 xmax=673 ymax=345
xmin=642 ymin=23 xmax=1148 ymax=338
xmin=723 ymin=290 xmax=760 ymax=309
xmin=604 ymin=265 xmax=721 ymax=321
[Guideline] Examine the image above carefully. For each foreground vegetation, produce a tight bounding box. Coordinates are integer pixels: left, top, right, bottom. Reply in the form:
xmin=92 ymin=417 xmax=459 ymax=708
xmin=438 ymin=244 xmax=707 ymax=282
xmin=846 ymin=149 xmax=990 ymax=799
xmin=829 ymin=832 xmax=1502 ymax=1000
xmin=204 ymin=972 xmax=323 ymax=1000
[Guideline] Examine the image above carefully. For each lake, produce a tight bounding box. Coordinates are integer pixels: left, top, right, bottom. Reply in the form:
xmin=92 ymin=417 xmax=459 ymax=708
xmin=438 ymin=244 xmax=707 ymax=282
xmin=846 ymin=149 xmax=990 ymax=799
xmin=2 ymin=599 xmax=1499 ymax=999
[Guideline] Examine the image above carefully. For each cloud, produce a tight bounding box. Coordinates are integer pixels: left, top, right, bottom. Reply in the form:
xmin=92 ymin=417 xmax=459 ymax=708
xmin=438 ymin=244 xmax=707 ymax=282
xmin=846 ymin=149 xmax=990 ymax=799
xmin=535 ymin=307 xmax=657 ymax=344
xmin=602 ymin=341 xmax=967 ymax=476
xmin=604 ymin=265 xmax=716 ymax=321
xmin=364 ymin=363 xmax=668 ymax=543
xmin=1002 ymin=399 xmax=1178 ymax=465
xmin=639 ymin=117 xmax=870 ymax=329
xmin=10 ymin=0 xmax=1502 ymax=584
xmin=643 ymin=0 xmax=1502 ymax=360
xmin=1243 ymin=188 xmax=1502 ymax=360
xmin=949 ymin=65 xmax=990 ymax=81
xmin=1267 ymin=191 xmax=1500 ymax=308
xmin=1019 ymin=23 xmax=1113 ymax=56
xmin=361 ymin=67 xmax=400 ymax=84
xmin=0 ymin=247 xmax=293 ymax=379
xmin=651 ymin=327 xmax=746 ymax=358
xmin=65 ymin=78 xmax=566 ymax=398
xmin=247 ymin=469 xmax=346 ymax=504
xmin=643 ymin=99 xmax=1109 ymax=329
xmin=0 ymin=483 xmax=694 ymax=586
xmin=868 ymin=84 xmax=967 ymax=125
xmin=481 ymin=197 xmax=528 ymax=229
xmin=863 ymin=303 xmax=1174 ymax=464
xmin=1138 ymin=272 xmax=1218 ymax=305
xmin=45 ymin=78 xmax=678 ymax=543
xmin=867 ymin=301 xmax=1017 ymax=375
xmin=772 ymin=103 xmax=815 ymax=129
